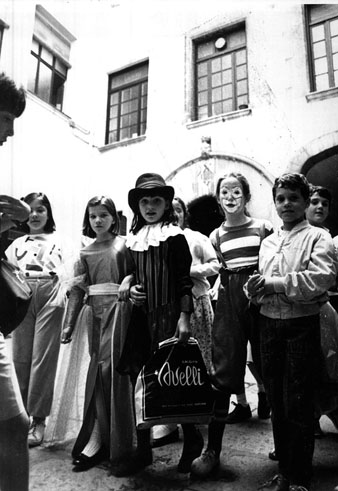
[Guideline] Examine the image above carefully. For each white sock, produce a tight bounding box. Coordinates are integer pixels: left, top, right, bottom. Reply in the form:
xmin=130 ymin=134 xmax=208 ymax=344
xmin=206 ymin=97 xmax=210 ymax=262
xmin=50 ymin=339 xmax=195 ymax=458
xmin=236 ymin=393 xmax=248 ymax=406
xmin=82 ymin=419 xmax=102 ymax=457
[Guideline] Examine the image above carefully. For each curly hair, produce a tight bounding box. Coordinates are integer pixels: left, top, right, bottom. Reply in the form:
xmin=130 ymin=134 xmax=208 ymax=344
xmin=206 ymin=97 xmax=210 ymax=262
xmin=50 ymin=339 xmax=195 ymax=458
xmin=0 ymin=73 xmax=26 ymax=117
xmin=272 ymin=173 xmax=310 ymax=202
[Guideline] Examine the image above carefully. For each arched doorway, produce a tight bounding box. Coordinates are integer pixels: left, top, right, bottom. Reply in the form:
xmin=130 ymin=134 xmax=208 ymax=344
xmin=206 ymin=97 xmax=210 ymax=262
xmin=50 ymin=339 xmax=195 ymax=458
xmin=166 ymin=153 xmax=279 ymax=228
xmin=302 ymin=146 xmax=338 ymax=238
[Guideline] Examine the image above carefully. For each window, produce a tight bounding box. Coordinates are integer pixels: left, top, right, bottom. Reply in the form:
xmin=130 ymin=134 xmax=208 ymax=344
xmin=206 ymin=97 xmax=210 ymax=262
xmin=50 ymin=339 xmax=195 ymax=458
xmin=306 ymin=4 xmax=338 ymax=92
xmin=106 ymin=61 xmax=148 ymax=144
xmin=194 ymin=24 xmax=248 ymax=121
xmin=27 ymin=5 xmax=75 ymax=110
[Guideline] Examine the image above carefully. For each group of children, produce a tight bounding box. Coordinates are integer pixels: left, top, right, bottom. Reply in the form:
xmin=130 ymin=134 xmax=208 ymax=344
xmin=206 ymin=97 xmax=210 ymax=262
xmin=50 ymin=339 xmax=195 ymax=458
xmin=5 ymin=169 xmax=338 ymax=491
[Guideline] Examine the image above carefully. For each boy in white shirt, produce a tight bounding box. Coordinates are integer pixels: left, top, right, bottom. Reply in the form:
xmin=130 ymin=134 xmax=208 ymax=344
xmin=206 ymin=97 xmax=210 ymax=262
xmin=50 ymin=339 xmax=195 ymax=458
xmin=245 ymin=173 xmax=337 ymax=491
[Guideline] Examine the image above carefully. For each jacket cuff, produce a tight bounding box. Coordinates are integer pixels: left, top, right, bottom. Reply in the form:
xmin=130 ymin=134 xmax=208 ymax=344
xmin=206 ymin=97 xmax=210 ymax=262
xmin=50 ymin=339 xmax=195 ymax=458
xmin=180 ymin=294 xmax=194 ymax=313
xmin=271 ymin=277 xmax=285 ymax=293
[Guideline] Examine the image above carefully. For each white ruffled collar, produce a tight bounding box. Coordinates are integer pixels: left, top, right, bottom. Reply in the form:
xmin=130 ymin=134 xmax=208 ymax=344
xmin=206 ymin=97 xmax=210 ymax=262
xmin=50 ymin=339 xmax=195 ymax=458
xmin=126 ymin=222 xmax=183 ymax=251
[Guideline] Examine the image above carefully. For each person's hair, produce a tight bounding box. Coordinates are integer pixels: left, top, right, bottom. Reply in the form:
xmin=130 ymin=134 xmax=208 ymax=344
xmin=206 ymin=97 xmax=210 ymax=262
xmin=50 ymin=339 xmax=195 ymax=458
xmin=272 ymin=173 xmax=310 ymax=201
xmin=173 ymin=196 xmax=187 ymax=228
xmin=20 ymin=192 xmax=56 ymax=233
xmin=215 ymin=172 xmax=251 ymax=203
xmin=309 ymin=185 xmax=332 ymax=208
xmin=187 ymin=194 xmax=224 ymax=236
xmin=82 ymin=196 xmax=120 ymax=238
xmin=0 ymin=72 xmax=26 ymax=117
xmin=130 ymin=195 xmax=176 ymax=234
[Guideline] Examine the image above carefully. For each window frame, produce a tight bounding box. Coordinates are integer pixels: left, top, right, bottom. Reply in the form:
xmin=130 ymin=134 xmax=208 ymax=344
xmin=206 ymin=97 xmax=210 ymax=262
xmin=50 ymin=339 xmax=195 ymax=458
xmin=105 ymin=60 xmax=149 ymax=145
xmin=305 ymin=4 xmax=338 ymax=92
xmin=28 ymin=38 xmax=68 ymax=111
xmin=193 ymin=21 xmax=248 ymax=122
xmin=28 ymin=5 xmax=75 ymax=111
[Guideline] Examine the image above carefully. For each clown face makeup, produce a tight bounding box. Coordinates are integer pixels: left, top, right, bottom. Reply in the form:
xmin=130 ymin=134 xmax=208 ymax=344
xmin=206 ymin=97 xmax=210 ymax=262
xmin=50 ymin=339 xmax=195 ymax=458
xmin=218 ymin=176 xmax=246 ymax=217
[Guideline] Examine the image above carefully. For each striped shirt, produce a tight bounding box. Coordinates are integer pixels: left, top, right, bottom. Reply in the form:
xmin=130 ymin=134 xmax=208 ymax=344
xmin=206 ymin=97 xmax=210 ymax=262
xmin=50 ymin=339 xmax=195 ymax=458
xmin=210 ymin=218 xmax=273 ymax=270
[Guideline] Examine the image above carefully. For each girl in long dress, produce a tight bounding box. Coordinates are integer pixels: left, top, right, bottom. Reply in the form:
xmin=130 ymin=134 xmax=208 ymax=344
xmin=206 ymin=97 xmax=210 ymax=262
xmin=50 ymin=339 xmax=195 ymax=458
xmin=61 ymin=196 xmax=134 ymax=472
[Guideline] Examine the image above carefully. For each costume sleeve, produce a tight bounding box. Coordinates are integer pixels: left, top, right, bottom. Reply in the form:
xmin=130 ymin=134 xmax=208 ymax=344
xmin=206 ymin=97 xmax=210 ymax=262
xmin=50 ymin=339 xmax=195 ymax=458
xmin=63 ymin=256 xmax=87 ymax=328
xmin=269 ymin=231 xmax=337 ymax=302
xmin=190 ymin=233 xmax=221 ymax=279
xmin=170 ymin=234 xmax=194 ymax=313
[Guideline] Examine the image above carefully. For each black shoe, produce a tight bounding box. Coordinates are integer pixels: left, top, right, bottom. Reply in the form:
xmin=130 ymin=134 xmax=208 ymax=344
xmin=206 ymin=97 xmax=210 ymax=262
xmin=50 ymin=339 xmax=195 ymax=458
xmin=113 ymin=449 xmax=153 ymax=477
xmin=152 ymin=427 xmax=179 ymax=448
xmin=258 ymin=392 xmax=271 ymax=419
xmin=177 ymin=428 xmax=204 ymax=473
xmin=268 ymin=448 xmax=279 ymax=461
xmin=72 ymin=448 xmax=108 ymax=472
xmin=224 ymin=402 xmax=252 ymax=424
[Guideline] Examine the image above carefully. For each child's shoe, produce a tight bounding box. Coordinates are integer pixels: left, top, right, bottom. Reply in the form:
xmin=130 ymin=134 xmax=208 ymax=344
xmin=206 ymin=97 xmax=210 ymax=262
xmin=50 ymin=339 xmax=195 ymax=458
xmin=258 ymin=392 xmax=271 ymax=419
xmin=258 ymin=473 xmax=289 ymax=490
xmin=28 ymin=418 xmax=45 ymax=447
xmin=190 ymin=448 xmax=220 ymax=478
xmin=224 ymin=402 xmax=252 ymax=424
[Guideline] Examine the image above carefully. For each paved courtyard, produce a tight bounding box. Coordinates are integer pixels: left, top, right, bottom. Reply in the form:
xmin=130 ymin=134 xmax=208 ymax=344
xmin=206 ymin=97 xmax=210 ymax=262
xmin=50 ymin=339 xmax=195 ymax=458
xmin=29 ymin=371 xmax=338 ymax=491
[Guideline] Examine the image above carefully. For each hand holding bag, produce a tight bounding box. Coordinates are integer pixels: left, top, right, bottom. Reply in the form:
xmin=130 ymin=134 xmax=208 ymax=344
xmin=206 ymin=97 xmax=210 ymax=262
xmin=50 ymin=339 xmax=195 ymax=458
xmin=135 ymin=337 xmax=214 ymax=429
xmin=0 ymin=232 xmax=32 ymax=337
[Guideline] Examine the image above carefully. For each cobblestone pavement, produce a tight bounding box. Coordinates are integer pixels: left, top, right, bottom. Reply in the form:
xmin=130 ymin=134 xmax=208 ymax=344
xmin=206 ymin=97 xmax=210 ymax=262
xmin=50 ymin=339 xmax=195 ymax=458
xmin=29 ymin=372 xmax=338 ymax=491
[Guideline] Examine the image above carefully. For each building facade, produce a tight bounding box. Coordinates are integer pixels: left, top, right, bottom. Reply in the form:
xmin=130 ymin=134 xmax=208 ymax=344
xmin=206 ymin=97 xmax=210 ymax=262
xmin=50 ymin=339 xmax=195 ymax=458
xmin=1 ymin=1 xmax=338 ymax=240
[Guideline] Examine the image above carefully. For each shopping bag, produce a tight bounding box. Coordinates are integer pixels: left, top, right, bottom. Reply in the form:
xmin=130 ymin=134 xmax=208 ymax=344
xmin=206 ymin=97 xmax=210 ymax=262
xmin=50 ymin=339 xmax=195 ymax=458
xmin=0 ymin=258 xmax=32 ymax=337
xmin=135 ymin=337 xmax=214 ymax=429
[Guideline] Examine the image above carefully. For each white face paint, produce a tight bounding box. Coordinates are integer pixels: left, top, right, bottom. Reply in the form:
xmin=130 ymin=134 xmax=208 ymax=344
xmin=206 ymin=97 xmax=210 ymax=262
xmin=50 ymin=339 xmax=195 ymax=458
xmin=218 ymin=176 xmax=246 ymax=217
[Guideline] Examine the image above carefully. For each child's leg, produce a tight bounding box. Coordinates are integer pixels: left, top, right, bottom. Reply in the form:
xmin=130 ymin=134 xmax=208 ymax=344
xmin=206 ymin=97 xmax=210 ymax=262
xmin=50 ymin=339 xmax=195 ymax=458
xmin=247 ymin=360 xmax=271 ymax=419
xmin=284 ymin=316 xmax=319 ymax=488
xmin=113 ymin=374 xmax=152 ymax=477
xmin=191 ymin=390 xmax=230 ymax=477
xmin=177 ymin=424 xmax=203 ymax=473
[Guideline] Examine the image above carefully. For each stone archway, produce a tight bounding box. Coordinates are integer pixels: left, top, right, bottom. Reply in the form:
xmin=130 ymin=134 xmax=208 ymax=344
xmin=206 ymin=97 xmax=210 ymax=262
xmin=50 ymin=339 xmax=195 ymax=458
xmin=166 ymin=153 xmax=279 ymax=228
xmin=287 ymin=131 xmax=338 ymax=238
xmin=302 ymin=146 xmax=338 ymax=238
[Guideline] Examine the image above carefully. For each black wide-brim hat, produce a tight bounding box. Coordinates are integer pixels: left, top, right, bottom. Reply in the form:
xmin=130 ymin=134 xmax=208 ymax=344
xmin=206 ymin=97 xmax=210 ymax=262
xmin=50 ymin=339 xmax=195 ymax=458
xmin=128 ymin=173 xmax=175 ymax=212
